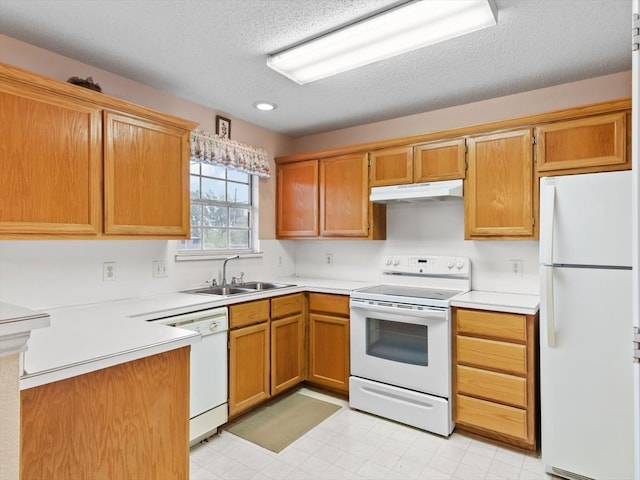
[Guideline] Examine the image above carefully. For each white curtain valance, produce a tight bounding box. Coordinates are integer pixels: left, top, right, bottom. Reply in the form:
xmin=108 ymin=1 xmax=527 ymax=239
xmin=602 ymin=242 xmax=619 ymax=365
xmin=190 ymin=129 xmax=271 ymax=178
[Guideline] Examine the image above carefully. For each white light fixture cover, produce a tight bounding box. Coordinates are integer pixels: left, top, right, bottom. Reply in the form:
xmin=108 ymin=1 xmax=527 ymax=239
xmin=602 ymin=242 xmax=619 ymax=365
xmin=267 ymin=0 xmax=497 ymax=85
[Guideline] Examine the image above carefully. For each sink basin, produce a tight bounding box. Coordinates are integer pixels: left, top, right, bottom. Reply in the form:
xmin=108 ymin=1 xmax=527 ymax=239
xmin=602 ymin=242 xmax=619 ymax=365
xmin=185 ymin=286 xmax=255 ymax=296
xmin=241 ymin=281 xmax=294 ymax=290
xmin=183 ymin=281 xmax=295 ymax=296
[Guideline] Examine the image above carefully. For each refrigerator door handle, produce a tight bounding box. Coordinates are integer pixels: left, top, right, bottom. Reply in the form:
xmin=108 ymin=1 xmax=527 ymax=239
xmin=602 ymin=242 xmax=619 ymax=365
xmin=542 ymin=265 xmax=556 ymax=347
xmin=540 ymin=181 xmax=556 ymax=265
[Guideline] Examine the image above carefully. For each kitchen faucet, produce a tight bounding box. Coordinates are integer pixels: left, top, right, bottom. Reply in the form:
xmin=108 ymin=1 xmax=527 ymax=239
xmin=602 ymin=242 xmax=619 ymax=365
xmin=221 ymin=255 xmax=240 ymax=286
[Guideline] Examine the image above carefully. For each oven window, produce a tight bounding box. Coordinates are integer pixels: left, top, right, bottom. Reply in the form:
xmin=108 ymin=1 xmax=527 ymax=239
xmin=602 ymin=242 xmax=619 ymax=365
xmin=365 ymin=318 xmax=428 ymax=366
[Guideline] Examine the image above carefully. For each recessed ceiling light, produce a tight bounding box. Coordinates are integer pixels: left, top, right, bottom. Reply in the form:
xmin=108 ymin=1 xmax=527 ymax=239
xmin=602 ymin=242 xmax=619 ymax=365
xmin=254 ymin=101 xmax=277 ymax=111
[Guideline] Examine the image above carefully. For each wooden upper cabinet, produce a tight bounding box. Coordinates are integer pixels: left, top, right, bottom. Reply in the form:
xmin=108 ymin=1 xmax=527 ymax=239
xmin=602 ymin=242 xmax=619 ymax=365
xmin=0 ymin=81 xmax=102 ymax=235
xmin=369 ymin=146 xmax=413 ymax=186
xmin=536 ymin=112 xmax=628 ymax=175
xmin=320 ymin=154 xmax=369 ymax=237
xmin=276 ymin=160 xmax=319 ymax=237
xmin=0 ymin=62 xmax=197 ymax=239
xmin=465 ymin=129 xmax=535 ymax=239
xmin=414 ymin=138 xmax=466 ymax=182
xmin=104 ymin=111 xmax=190 ymax=236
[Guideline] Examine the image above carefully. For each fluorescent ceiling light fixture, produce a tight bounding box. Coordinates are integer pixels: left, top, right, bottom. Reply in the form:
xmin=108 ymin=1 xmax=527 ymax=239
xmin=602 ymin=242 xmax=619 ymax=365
xmin=267 ymin=0 xmax=497 ymax=85
xmin=254 ymin=101 xmax=277 ymax=111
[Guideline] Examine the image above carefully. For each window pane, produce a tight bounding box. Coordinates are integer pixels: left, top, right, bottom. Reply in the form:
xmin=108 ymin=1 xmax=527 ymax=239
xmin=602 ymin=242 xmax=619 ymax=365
xmin=203 ymin=228 xmax=228 ymax=250
xmin=230 ymin=207 xmax=249 ymax=227
xmin=190 ymin=175 xmax=200 ymax=199
xmin=190 ymin=204 xmax=202 ymax=231
xmin=204 ymin=205 xmax=227 ymax=227
xmin=201 ymin=177 xmax=226 ymax=201
xmin=202 ymin=163 xmax=226 ymax=179
xmin=180 ymin=228 xmax=203 ymax=250
xmin=190 ymin=163 xmax=201 ymax=175
xmin=228 ymin=169 xmax=249 ymax=183
xmin=229 ymin=229 xmax=249 ymax=249
xmin=227 ymin=182 xmax=249 ymax=204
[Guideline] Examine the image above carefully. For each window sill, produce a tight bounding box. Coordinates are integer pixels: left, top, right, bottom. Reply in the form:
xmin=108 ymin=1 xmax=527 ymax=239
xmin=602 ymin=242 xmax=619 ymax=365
xmin=175 ymin=251 xmax=264 ymax=262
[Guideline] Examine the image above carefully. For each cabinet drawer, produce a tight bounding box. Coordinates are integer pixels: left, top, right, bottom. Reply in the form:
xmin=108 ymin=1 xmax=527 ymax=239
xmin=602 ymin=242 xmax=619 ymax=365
xmin=457 ymin=336 xmax=526 ymax=375
xmin=456 ymin=394 xmax=528 ymax=440
xmin=456 ymin=365 xmax=527 ymax=407
xmin=229 ymin=299 xmax=270 ymax=329
xmin=456 ymin=309 xmax=526 ymax=342
xmin=308 ymin=293 xmax=349 ymax=316
xmin=271 ymin=293 xmax=303 ymax=319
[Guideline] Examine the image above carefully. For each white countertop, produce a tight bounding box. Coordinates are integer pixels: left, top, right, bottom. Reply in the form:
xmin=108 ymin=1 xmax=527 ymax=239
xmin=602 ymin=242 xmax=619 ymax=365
xmin=18 ymin=277 xmax=376 ymax=390
xmin=451 ymin=290 xmax=540 ymax=315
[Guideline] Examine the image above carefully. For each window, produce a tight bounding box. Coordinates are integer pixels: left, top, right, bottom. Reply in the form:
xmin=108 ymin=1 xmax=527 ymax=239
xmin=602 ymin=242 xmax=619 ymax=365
xmin=179 ymin=162 xmax=254 ymax=252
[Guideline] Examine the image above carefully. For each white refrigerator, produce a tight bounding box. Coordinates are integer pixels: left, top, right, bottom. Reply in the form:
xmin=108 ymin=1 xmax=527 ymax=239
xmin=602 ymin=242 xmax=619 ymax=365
xmin=539 ymin=170 xmax=635 ymax=480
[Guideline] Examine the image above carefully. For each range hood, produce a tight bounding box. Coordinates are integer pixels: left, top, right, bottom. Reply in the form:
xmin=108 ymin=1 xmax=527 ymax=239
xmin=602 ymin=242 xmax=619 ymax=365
xmin=370 ymin=179 xmax=463 ymax=203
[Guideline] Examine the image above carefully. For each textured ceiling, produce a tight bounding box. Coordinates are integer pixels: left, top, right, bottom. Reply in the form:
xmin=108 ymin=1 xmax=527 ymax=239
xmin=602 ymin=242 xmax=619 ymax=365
xmin=0 ymin=0 xmax=632 ymax=137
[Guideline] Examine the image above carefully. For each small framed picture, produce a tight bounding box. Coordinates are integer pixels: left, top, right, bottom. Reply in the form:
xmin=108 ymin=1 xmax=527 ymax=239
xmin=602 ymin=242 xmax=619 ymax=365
xmin=215 ymin=115 xmax=231 ymax=139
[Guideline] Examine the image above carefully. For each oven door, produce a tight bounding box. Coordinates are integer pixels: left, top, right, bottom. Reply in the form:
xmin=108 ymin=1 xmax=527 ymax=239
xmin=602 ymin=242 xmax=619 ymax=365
xmin=350 ymin=298 xmax=450 ymax=397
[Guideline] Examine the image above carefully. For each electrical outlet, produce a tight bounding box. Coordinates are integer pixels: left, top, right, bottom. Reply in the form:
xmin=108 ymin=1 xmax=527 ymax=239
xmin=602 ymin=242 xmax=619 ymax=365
xmin=103 ymin=262 xmax=116 ymax=282
xmin=510 ymin=259 xmax=523 ymax=277
xmin=277 ymin=255 xmax=283 ymax=267
xmin=325 ymin=253 xmax=333 ymax=266
xmin=153 ymin=260 xmax=168 ymax=278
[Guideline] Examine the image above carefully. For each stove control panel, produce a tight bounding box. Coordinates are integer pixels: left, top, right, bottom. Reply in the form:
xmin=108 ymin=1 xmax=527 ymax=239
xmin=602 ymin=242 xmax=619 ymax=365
xmin=383 ymin=255 xmax=470 ymax=276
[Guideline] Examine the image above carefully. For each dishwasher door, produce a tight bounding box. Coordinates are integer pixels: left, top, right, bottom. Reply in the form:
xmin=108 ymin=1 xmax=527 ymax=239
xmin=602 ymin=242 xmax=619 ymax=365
xmin=151 ymin=307 xmax=228 ymax=444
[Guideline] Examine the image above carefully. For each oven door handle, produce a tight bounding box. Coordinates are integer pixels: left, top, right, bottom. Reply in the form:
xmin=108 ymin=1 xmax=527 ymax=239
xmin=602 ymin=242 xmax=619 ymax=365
xmin=350 ymin=299 xmax=448 ymax=321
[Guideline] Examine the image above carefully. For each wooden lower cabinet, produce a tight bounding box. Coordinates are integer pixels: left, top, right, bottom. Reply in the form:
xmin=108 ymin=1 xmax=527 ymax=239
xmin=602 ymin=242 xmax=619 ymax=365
xmin=453 ymin=308 xmax=538 ymax=451
xmin=307 ymin=293 xmax=350 ymax=394
xmin=20 ymin=347 xmax=190 ymax=480
xmin=228 ymin=294 xmax=304 ymax=417
xmin=228 ymin=321 xmax=270 ymax=418
xmin=271 ymin=293 xmax=305 ymax=396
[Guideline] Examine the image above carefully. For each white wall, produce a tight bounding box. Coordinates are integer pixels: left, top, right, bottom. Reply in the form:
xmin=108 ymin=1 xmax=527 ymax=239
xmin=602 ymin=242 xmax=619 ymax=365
xmin=293 ymin=201 xmax=539 ymax=294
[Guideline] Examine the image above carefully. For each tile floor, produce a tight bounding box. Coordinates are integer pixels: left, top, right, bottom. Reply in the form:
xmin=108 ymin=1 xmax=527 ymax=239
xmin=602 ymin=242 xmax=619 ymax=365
xmin=190 ymin=389 xmax=553 ymax=480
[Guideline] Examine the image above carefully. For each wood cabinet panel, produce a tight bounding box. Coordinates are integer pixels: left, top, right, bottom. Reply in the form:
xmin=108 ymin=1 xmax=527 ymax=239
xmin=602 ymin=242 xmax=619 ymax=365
xmin=21 ymin=347 xmax=190 ymax=480
xmin=271 ymin=314 xmax=304 ymax=395
xmin=229 ymin=299 xmax=270 ymax=329
xmin=465 ymin=129 xmax=534 ymax=239
xmin=308 ymin=312 xmax=350 ymax=393
xmin=457 ymin=336 xmax=526 ymax=375
xmin=104 ymin=111 xmax=190 ymax=236
xmin=0 ymin=84 xmax=102 ymax=235
xmin=369 ymin=146 xmax=413 ymax=186
xmin=457 ymin=365 xmax=527 ymax=407
xmin=271 ymin=293 xmax=303 ymax=319
xmin=308 ymin=293 xmax=350 ymax=316
xmin=414 ymin=139 xmax=466 ymax=182
xmin=320 ymin=154 xmax=369 ymax=237
xmin=456 ymin=394 xmax=528 ymax=441
xmin=456 ymin=309 xmax=526 ymax=342
xmin=229 ymin=322 xmax=270 ymax=417
xmin=536 ymin=112 xmax=628 ymax=174
xmin=276 ymin=160 xmax=319 ymax=237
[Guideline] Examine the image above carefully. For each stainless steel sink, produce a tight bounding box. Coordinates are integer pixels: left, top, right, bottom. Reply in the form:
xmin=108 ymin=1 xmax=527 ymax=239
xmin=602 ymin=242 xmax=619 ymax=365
xmin=185 ymin=286 xmax=255 ymax=296
xmin=182 ymin=282 xmax=295 ymax=296
xmin=240 ymin=281 xmax=294 ymax=290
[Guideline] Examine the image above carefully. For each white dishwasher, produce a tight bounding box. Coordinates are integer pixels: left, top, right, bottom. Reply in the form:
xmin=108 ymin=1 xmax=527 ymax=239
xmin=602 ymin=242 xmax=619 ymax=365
xmin=149 ymin=307 xmax=228 ymax=445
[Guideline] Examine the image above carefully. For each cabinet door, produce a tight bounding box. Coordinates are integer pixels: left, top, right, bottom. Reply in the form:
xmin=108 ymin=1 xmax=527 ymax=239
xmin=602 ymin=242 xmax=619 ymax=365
xmin=229 ymin=323 xmax=270 ymax=417
xmin=271 ymin=314 xmax=304 ymax=395
xmin=536 ymin=112 xmax=628 ymax=175
xmin=465 ymin=129 xmax=534 ymax=239
xmin=276 ymin=160 xmax=319 ymax=237
xmin=320 ymin=153 xmax=369 ymax=237
xmin=414 ymin=138 xmax=466 ymax=182
xmin=369 ymin=146 xmax=413 ymax=186
xmin=103 ymin=110 xmax=190 ymax=236
xmin=308 ymin=313 xmax=349 ymax=393
xmin=0 ymin=83 xmax=102 ymax=236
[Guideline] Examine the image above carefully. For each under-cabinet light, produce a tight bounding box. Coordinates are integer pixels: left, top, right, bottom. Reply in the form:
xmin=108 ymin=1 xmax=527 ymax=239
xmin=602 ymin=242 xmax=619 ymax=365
xmin=267 ymin=0 xmax=497 ymax=85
